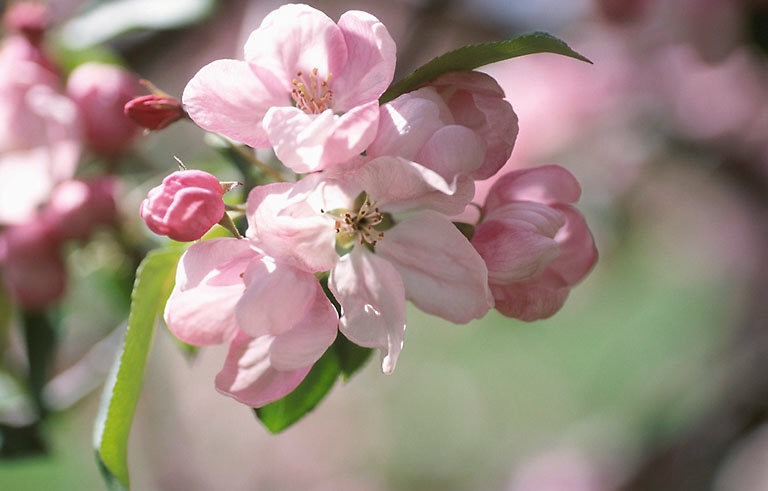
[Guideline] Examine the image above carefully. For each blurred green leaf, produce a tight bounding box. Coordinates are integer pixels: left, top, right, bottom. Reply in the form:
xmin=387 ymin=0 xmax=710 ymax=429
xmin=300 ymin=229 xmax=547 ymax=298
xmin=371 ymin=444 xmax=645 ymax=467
xmin=22 ymin=311 xmax=57 ymax=415
xmin=333 ymin=336 xmax=373 ymax=382
xmin=60 ymin=0 xmax=217 ymax=49
xmin=380 ymin=32 xmax=592 ymax=103
xmin=254 ymin=347 xmax=341 ymax=434
xmin=0 ymin=284 xmax=12 ymax=355
xmin=48 ymin=43 xmax=124 ymax=75
xmin=93 ymin=247 xmax=183 ymax=489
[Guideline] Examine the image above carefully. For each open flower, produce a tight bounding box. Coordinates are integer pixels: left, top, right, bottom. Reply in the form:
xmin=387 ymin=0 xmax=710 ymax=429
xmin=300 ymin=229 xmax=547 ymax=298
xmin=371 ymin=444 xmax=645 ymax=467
xmin=472 ymin=165 xmax=598 ymax=321
xmin=182 ymin=3 xmax=396 ymax=173
xmin=164 ymin=237 xmax=338 ymax=407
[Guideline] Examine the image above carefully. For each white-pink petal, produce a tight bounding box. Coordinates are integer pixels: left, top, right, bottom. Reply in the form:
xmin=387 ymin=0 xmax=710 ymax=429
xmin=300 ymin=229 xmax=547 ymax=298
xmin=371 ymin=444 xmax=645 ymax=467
xmin=414 ymin=124 xmax=486 ymax=180
xmin=484 ymin=165 xmax=582 ymax=214
xmin=329 ymin=247 xmax=406 ymax=374
xmin=182 ymin=59 xmax=284 ymax=148
xmin=376 ymin=211 xmax=493 ymax=323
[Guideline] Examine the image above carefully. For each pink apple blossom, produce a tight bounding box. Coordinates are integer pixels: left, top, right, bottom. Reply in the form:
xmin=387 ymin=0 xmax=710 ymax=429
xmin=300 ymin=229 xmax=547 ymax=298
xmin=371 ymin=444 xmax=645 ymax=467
xmin=0 ymin=34 xmax=80 ymax=224
xmin=140 ymin=170 xmax=226 ymax=242
xmin=424 ymin=71 xmax=519 ymax=180
xmin=472 ymin=165 xmax=597 ymax=321
xmin=163 ymin=238 xmax=338 ymax=407
xmin=66 ymin=62 xmax=141 ymax=156
xmin=0 ymin=220 xmax=66 ymax=309
xmin=182 ymin=3 xmax=396 ymax=173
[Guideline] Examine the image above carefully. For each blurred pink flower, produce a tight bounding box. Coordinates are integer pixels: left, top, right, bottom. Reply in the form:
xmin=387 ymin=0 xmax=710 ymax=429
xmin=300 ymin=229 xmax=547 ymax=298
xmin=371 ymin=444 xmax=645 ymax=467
xmin=424 ymin=71 xmax=519 ymax=180
xmin=44 ymin=177 xmax=118 ymax=242
xmin=140 ymin=170 xmax=225 ymax=242
xmin=2 ymin=1 xmax=51 ymax=46
xmin=0 ymin=35 xmax=80 ymax=224
xmin=67 ymin=62 xmax=141 ymax=156
xmin=164 ymin=238 xmax=337 ymax=407
xmin=473 ymin=165 xmax=597 ymax=321
xmin=182 ymin=3 xmax=396 ymax=173
xmin=0 ymin=220 xmax=66 ymax=309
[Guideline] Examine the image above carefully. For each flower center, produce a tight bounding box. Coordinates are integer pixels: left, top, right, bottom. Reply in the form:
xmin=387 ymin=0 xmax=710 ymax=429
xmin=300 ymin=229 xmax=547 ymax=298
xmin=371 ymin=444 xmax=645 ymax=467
xmin=291 ymin=68 xmax=333 ymax=114
xmin=334 ymin=195 xmax=384 ymax=246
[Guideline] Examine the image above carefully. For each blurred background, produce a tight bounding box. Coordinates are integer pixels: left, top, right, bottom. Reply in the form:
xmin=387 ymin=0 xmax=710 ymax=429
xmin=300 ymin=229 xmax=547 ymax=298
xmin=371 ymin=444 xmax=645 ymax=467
xmin=1 ymin=0 xmax=767 ymax=489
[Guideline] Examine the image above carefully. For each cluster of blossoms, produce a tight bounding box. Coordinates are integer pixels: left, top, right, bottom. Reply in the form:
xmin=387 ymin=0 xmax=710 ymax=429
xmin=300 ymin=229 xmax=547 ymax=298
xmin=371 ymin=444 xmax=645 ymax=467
xmin=139 ymin=4 xmax=597 ymax=407
xmin=0 ymin=3 xmax=144 ymax=309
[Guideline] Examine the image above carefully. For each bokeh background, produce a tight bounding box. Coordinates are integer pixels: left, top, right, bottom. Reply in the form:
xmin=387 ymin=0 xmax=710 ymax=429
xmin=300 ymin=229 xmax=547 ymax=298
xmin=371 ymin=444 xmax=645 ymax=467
xmin=1 ymin=0 xmax=768 ymax=489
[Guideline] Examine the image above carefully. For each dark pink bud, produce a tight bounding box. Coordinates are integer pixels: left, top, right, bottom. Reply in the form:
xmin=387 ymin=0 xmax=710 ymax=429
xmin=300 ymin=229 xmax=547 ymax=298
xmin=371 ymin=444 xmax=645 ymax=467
xmin=66 ymin=62 xmax=142 ymax=156
xmin=0 ymin=220 xmax=66 ymax=309
xmin=596 ymin=0 xmax=650 ymax=23
xmin=43 ymin=177 xmax=119 ymax=242
xmin=124 ymin=94 xmax=186 ymax=130
xmin=140 ymin=170 xmax=226 ymax=242
xmin=3 ymin=2 xmax=51 ymax=45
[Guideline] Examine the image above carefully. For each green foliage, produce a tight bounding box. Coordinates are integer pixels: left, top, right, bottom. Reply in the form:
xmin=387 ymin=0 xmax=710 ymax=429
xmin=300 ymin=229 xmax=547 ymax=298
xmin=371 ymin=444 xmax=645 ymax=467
xmin=334 ymin=335 xmax=373 ymax=382
xmin=380 ymin=32 xmax=592 ymax=103
xmin=93 ymin=247 xmax=184 ymax=489
xmin=254 ymin=346 xmax=341 ymax=434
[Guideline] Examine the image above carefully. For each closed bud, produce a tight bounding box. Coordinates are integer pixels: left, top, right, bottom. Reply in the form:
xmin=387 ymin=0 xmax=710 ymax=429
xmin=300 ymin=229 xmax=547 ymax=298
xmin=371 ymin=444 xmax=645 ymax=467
xmin=3 ymin=2 xmax=51 ymax=45
xmin=124 ymin=94 xmax=186 ymax=131
xmin=140 ymin=170 xmax=226 ymax=242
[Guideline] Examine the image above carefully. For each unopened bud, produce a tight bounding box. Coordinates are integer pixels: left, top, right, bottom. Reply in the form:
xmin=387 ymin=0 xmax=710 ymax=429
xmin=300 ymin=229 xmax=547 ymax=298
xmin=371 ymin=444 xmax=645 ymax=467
xmin=124 ymin=94 xmax=186 ymax=131
xmin=3 ymin=2 xmax=51 ymax=45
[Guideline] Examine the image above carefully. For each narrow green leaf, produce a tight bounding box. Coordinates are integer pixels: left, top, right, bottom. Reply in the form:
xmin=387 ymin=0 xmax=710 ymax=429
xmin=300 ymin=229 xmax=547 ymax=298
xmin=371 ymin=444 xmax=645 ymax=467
xmin=380 ymin=32 xmax=592 ymax=103
xmin=333 ymin=335 xmax=372 ymax=381
xmin=254 ymin=347 xmax=341 ymax=433
xmin=93 ymin=247 xmax=183 ymax=489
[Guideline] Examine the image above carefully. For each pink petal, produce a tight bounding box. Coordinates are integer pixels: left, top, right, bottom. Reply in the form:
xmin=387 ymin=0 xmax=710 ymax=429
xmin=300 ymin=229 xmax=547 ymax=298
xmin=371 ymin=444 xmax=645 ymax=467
xmin=263 ymin=100 xmax=379 ymax=172
xmin=491 ymin=270 xmax=570 ymax=322
xmin=245 ymin=182 xmax=338 ymax=273
xmin=164 ymin=238 xmax=258 ymax=346
xmin=329 ymin=247 xmax=406 ymax=374
xmin=414 ymin=124 xmax=486 ymax=180
xmin=332 ymin=10 xmax=396 ymax=111
xmin=244 ymin=4 xmax=347 ymax=89
xmin=472 ymin=202 xmax=565 ymax=284
xmin=215 ymin=331 xmax=312 ymax=408
xmin=376 ymin=211 xmax=493 ymax=323
xmin=269 ymin=286 xmax=338 ymax=371
xmin=234 ymin=257 xmax=319 ymax=338
xmin=368 ymin=88 xmax=452 ymax=160
xmin=353 ymin=156 xmax=475 ymax=216
xmin=182 ymin=59 xmax=285 ymax=148
xmin=485 ymin=165 xmax=582 ymax=214
xmin=547 ymin=204 xmax=598 ymax=286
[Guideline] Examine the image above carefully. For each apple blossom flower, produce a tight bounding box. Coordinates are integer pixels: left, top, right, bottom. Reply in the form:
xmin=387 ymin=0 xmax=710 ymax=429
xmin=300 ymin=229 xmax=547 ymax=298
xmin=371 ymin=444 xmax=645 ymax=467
xmin=67 ymin=62 xmax=141 ymax=156
xmin=164 ymin=238 xmax=338 ymax=407
xmin=43 ymin=177 xmax=118 ymax=242
xmin=124 ymin=94 xmax=186 ymax=130
xmin=245 ymin=109 xmax=494 ymax=373
xmin=140 ymin=170 xmax=226 ymax=242
xmin=423 ymin=71 xmax=519 ymax=180
xmin=182 ymin=3 xmax=396 ymax=173
xmin=0 ymin=34 xmax=80 ymax=224
xmin=0 ymin=220 xmax=66 ymax=309
xmin=472 ymin=165 xmax=597 ymax=321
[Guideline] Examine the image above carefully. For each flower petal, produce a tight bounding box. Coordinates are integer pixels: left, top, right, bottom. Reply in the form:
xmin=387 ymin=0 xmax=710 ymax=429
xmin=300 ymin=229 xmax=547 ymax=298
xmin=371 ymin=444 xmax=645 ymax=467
xmin=332 ymin=10 xmax=396 ymax=111
xmin=414 ymin=124 xmax=486 ymax=180
xmin=491 ymin=270 xmax=570 ymax=321
xmin=234 ymin=257 xmax=319 ymax=338
xmin=164 ymin=238 xmax=258 ymax=346
xmin=182 ymin=59 xmax=284 ymax=148
xmin=485 ymin=165 xmax=582 ymax=214
xmin=547 ymin=204 xmax=598 ymax=285
xmin=215 ymin=331 xmax=312 ymax=408
xmin=269 ymin=285 xmax=338 ymax=371
xmin=329 ymin=247 xmax=406 ymax=374
xmin=376 ymin=211 xmax=493 ymax=323
xmin=264 ymin=101 xmax=379 ymax=172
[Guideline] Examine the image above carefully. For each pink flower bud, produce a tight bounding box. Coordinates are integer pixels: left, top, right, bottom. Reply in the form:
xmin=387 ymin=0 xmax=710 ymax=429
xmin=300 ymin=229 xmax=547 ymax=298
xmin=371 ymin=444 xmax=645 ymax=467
xmin=425 ymin=71 xmax=519 ymax=180
xmin=0 ymin=220 xmax=66 ymax=309
xmin=66 ymin=62 xmax=142 ymax=156
xmin=124 ymin=94 xmax=186 ymax=130
xmin=43 ymin=177 xmax=118 ymax=241
xmin=140 ymin=170 xmax=226 ymax=242
xmin=3 ymin=2 xmax=51 ymax=45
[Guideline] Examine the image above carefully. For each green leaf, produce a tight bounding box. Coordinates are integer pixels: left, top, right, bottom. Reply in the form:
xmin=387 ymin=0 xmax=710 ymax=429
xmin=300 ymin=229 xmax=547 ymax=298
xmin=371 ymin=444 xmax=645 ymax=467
xmin=380 ymin=32 xmax=592 ymax=103
xmin=333 ymin=335 xmax=373 ymax=381
xmin=22 ymin=311 xmax=57 ymax=416
xmin=0 ymin=284 xmax=13 ymax=356
xmin=254 ymin=347 xmax=341 ymax=434
xmin=93 ymin=247 xmax=183 ymax=489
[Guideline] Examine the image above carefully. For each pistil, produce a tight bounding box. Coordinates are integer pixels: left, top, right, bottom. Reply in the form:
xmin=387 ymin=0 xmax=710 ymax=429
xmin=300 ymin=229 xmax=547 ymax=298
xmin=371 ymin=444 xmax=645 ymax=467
xmin=291 ymin=68 xmax=333 ymax=114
